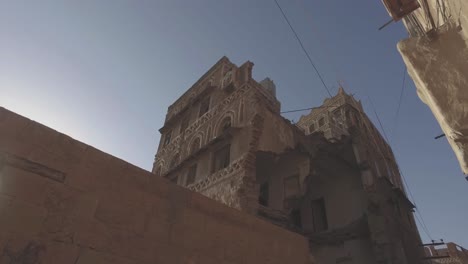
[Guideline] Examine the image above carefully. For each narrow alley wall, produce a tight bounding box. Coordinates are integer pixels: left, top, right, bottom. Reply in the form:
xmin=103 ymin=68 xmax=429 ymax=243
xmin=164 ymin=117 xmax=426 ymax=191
xmin=0 ymin=107 xmax=311 ymax=264
xmin=398 ymin=0 xmax=468 ymax=175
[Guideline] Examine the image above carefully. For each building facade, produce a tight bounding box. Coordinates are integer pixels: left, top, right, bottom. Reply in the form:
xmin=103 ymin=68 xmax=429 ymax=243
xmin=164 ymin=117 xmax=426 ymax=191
xmin=425 ymin=242 xmax=468 ymax=264
xmin=152 ymin=57 xmax=425 ymax=264
xmin=382 ymin=0 xmax=468 ymax=176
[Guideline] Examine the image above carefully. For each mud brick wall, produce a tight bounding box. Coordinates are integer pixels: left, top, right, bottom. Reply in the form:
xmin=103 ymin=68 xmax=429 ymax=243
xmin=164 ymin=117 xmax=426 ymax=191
xmin=0 ymin=107 xmax=310 ymax=264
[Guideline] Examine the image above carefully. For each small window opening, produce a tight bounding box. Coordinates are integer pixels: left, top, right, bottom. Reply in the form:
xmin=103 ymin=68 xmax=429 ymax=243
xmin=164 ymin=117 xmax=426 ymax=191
xmin=186 ymin=164 xmax=197 ymax=186
xmin=199 ymin=96 xmax=210 ymax=117
xmin=258 ymin=182 xmax=269 ymax=206
xmin=218 ymin=117 xmax=232 ymax=136
xmin=170 ymin=154 xmax=180 ymax=169
xmin=212 ymin=144 xmax=230 ymax=172
xmin=284 ymin=175 xmax=300 ymax=198
xmin=291 ymin=209 xmax=302 ymax=228
xmin=311 ymin=198 xmax=328 ymax=232
xmin=190 ymin=137 xmax=201 ymax=155
xmin=164 ymin=130 xmax=172 ymax=146
xmin=309 ymin=123 xmax=316 ymax=133
xmin=180 ymin=115 xmax=190 ymax=133
xmin=318 ymin=117 xmax=325 ymax=127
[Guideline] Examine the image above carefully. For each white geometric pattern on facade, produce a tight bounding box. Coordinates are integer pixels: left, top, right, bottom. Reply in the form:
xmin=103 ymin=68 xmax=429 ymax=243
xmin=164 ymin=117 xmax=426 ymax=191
xmin=186 ymin=154 xmax=247 ymax=192
xmin=166 ymin=63 xmax=223 ymax=121
xmin=157 ymin=84 xmax=249 ymax=160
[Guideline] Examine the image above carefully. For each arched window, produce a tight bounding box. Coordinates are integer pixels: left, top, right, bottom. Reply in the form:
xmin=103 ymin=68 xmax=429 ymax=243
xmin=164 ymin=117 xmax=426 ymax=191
xmin=190 ymin=137 xmax=201 ymax=155
xmin=223 ymin=71 xmax=233 ymax=86
xmin=198 ymin=96 xmax=210 ymax=117
xmin=318 ymin=117 xmax=325 ymax=127
xmin=309 ymin=123 xmax=316 ymax=133
xmin=218 ymin=116 xmax=232 ymax=136
xmin=170 ymin=154 xmax=180 ymax=169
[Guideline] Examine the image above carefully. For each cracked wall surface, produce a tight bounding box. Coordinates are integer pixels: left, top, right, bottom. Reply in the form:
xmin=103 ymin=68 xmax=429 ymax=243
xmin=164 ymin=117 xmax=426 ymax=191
xmin=0 ymin=107 xmax=312 ymax=264
xmin=398 ymin=0 xmax=468 ymax=175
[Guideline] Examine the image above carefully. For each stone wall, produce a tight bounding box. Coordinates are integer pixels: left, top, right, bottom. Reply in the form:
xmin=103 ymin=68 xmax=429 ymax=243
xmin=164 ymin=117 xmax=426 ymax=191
xmin=0 ymin=107 xmax=311 ymax=264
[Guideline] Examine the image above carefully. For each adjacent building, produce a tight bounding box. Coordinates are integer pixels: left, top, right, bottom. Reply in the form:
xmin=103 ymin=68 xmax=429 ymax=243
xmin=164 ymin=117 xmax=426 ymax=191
xmin=425 ymin=242 xmax=468 ymax=264
xmin=382 ymin=0 xmax=468 ymax=177
xmin=152 ymin=57 xmax=425 ymax=263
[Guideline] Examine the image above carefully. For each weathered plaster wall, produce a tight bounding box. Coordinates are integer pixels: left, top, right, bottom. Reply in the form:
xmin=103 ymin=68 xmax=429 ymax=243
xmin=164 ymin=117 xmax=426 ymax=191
xmin=258 ymin=110 xmax=296 ymax=154
xmin=398 ymin=0 xmax=468 ymax=175
xmin=398 ymin=28 xmax=468 ymax=175
xmin=256 ymin=153 xmax=310 ymax=211
xmin=0 ymin=107 xmax=312 ymax=264
xmin=310 ymin=239 xmax=376 ymax=264
xmin=366 ymin=178 xmax=423 ymax=264
xmin=305 ymin=162 xmax=367 ymax=231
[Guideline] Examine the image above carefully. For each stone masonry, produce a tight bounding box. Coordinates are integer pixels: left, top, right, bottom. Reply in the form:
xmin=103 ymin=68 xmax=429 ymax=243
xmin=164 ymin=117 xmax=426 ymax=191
xmin=154 ymin=57 xmax=426 ymax=264
xmin=0 ymin=106 xmax=312 ymax=264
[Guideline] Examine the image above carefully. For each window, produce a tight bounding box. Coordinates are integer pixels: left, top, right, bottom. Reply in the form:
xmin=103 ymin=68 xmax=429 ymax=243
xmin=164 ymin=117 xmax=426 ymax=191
xmin=164 ymin=130 xmax=172 ymax=146
xmin=180 ymin=115 xmax=190 ymax=134
xmin=170 ymin=154 xmax=180 ymax=169
xmin=170 ymin=176 xmax=178 ymax=184
xmin=318 ymin=117 xmax=325 ymax=127
xmin=221 ymin=118 xmax=231 ymax=132
xmin=291 ymin=209 xmax=302 ymax=228
xmin=207 ymin=78 xmax=215 ymax=87
xmin=258 ymin=182 xmax=269 ymax=206
xmin=186 ymin=164 xmax=197 ymax=186
xmin=199 ymin=96 xmax=210 ymax=117
xmin=309 ymin=123 xmax=316 ymax=133
xmin=218 ymin=117 xmax=232 ymax=136
xmin=223 ymin=70 xmax=233 ymax=86
xmin=212 ymin=144 xmax=230 ymax=172
xmin=190 ymin=137 xmax=201 ymax=155
xmin=284 ymin=175 xmax=300 ymax=198
xmin=311 ymin=198 xmax=328 ymax=232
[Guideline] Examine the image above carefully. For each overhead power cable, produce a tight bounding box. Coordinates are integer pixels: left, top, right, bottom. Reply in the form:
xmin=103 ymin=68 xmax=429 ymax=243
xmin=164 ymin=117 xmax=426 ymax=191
xmin=358 ymin=99 xmax=435 ymax=241
xmin=414 ymin=213 xmax=434 ymax=241
xmin=281 ymin=107 xmax=317 ymax=114
xmin=273 ymin=0 xmax=435 ymax=242
xmin=273 ymin=0 xmax=333 ymax=97
xmin=367 ymin=95 xmax=391 ymax=144
xmin=393 ymin=67 xmax=407 ymax=140
xmin=281 ymin=104 xmax=340 ymax=114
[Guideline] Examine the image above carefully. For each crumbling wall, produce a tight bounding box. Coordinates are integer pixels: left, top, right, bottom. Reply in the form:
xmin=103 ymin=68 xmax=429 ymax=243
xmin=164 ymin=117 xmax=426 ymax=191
xmin=398 ymin=27 xmax=468 ymax=175
xmin=0 ymin=107 xmax=312 ymax=264
xmin=257 ymin=110 xmax=296 ymax=153
xmin=398 ymin=0 xmax=468 ymax=175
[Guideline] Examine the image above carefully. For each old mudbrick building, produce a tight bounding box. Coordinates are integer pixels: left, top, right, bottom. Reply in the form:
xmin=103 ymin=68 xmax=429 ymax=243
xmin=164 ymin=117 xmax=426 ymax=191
xmin=153 ymin=56 xmax=426 ymax=264
xmin=425 ymin=242 xmax=468 ymax=264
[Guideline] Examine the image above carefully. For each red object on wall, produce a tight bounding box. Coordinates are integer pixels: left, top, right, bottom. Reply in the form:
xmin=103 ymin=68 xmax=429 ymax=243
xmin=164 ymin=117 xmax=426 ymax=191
xmin=382 ymin=0 xmax=421 ymax=21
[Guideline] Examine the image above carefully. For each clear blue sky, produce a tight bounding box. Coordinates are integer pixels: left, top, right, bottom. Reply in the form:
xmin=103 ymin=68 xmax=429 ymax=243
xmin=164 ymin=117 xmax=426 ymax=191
xmin=1 ymin=0 xmax=466 ymax=247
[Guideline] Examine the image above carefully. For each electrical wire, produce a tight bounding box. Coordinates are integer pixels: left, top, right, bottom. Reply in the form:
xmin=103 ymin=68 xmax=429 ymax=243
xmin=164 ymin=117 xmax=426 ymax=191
xmin=414 ymin=212 xmax=434 ymax=241
xmin=273 ymin=0 xmax=333 ymax=98
xmin=281 ymin=107 xmax=317 ymax=114
xmin=367 ymin=95 xmax=391 ymax=145
xmin=281 ymin=104 xmax=340 ymax=114
xmin=372 ymin=69 xmax=437 ymax=242
xmin=393 ymin=67 xmax=407 ymax=139
xmin=274 ymin=0 xmax=436 ymax=243
xmin=355 ymin=100 xmax=435 ymax=242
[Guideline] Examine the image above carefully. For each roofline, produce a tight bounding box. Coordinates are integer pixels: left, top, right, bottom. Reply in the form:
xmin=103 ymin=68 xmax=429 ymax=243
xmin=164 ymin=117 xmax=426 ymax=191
xmin=167 ymin=56 xmax=230 ymax=111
